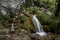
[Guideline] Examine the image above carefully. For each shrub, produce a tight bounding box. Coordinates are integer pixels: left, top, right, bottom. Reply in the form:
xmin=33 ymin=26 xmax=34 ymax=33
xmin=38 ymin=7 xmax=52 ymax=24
xmin=43 ymin=25 xmax=50 ymax=32
xmin=29 ymin=6 xmax=38 ymax=14
xmin=19 ymin=16 xmax=26 ymax=23
xmin=37 ymin=13 xmax=59 ymax=33
xmin=49 ymin=19 xmax=60 ymax=33
xmin=37 ymin=13 xmax=53 ymax=25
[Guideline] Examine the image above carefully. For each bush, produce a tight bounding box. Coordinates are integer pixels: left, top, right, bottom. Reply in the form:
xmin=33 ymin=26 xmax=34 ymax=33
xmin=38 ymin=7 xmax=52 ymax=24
xmin=19 ymin=16 xmax=26 ymax=23
xmin=33 ymin=0 xmax=56 ymax=13
xmin=43 ymin=20 xmax=59 ymax=33
xmin=37 ymin=13 xmax=53 ymax=25
xmin=37 ymin=13 xmax=60 ymax=33
xmin=43 ymin=25 xmax=50 ymax=32
xmin=20 ymin=3 xmax=25 ymax=11
xmin=29 ymin=6 xmax=38 ymax=14
xmin=49 ymin=19 xmax=60 ymax=33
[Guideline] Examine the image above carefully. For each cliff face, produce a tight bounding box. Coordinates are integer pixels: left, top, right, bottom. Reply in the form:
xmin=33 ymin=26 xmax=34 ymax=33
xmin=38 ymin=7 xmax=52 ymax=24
xmin=0 ymin=0 xmax=25 ymax=16
xmin=0 ymin=0 xmax=25 ymax=8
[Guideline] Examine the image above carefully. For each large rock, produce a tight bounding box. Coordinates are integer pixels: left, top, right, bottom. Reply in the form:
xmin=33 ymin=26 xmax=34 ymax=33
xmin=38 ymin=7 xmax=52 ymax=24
xmin=30 ymin=33 xmax=60 ymax=40
xmin=0 ymin=0 xmax=25 ymax=9
xmin=0 ymin=0 xmax=26 ymax=16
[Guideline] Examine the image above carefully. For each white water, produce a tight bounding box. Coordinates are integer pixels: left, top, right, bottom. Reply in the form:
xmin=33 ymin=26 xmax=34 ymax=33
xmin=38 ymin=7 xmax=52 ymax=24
xmin=32 ymin=15 xmax=46 ymax=36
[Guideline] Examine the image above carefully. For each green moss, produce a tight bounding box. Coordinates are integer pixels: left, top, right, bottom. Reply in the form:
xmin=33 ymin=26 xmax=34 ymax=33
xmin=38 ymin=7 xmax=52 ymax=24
xmin=16 ymin=28 xmax=21 ymax=33
xmin=23 ymin=25 xmax=30 ymax=32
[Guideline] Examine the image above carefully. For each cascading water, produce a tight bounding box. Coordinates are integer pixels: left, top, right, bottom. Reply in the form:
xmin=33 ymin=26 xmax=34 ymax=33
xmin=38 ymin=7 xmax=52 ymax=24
xmin=32 ymin=15 xmax=46 ymax=36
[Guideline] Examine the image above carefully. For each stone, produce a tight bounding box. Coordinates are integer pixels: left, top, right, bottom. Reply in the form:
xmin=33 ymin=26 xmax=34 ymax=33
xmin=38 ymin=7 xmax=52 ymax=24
xmin=0 ymin=29 xmax=60 ymax=40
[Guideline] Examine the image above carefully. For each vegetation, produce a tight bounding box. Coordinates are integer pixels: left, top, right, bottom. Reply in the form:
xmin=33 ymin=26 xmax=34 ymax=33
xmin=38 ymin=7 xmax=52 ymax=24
xmin=29 ymin=6 xmax=38 ymax=14
xmin=19 ymin=16 xmax=26 ymax=23
xmin=23 ymin=25 xmax=30 ymax=32
xmin=0 ymin=0 xmax=59 ymax=34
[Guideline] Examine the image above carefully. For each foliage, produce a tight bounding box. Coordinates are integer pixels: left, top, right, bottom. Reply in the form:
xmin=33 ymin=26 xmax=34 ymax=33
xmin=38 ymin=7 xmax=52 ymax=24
xmin=20 ymin=3 xmax=25 ymax=11
xmin=29 ymin=6 xmax=38 ymax=14
xmin=25 ymin=0 xmax=34 ymax=7
xmin=37 ymin=13 xmax=60 ymax=33
xmin=33 ymin=0 xmax=56 ymax=12
xmin=49 ymin=19 xmax=60 ymax=33
xmin=23 ymin=25 xmax=30 ymax=32
xmin=43 ymin=25 xmax=50 ymax=32
xmin=26 ymin=0 xmax=56 ymax=14
xmin=37 ymin=13 xmax=53 ymax=25
xmin=0 ymin=0 xmax=59 ymax=34
xmin=19 ymin=16 xmax=26 ymax=23
xmin=43 ymin=19 xmax=59 ymax=33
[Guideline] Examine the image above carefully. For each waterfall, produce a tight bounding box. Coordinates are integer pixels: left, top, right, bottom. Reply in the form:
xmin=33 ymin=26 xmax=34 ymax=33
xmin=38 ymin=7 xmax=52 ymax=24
xmin=32 ymin=15 xmax=46 ymax=36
